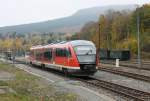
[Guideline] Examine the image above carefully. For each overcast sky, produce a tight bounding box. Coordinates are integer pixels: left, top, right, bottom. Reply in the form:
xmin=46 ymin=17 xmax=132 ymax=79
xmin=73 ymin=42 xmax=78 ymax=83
xmin=0 ymin=0 xmax=149 ymax=27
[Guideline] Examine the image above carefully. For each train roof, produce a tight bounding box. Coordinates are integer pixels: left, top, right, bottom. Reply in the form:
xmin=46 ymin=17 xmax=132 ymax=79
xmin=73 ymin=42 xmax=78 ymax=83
xmin=30 ymin=45 xmax=43 ymax=50
xmin=30 ymin=40 xmax=95 ymax=50
xmin=69 ymin=40 xmax=95 ymax=47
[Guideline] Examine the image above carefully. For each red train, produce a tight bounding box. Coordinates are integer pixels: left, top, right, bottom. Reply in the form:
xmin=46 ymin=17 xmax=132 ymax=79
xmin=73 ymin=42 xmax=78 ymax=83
xmin=29 ymin=40 xmax=98 ymax=76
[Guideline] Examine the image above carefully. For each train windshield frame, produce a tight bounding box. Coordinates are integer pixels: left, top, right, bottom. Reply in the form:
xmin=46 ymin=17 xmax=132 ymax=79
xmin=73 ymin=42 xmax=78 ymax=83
xmin=73 ymin=45 xmax=96 ymax=55
xmin=73 ymin=45 xmax=96 ymax=64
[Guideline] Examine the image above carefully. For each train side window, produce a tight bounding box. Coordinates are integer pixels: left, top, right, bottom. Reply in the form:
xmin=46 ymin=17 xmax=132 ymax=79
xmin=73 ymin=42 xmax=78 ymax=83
xmin=36 ymin=50 xmax=42 ymax=60
xmin=66 ymin=48 xmax=71 ymax=57
xmin=56 ymin=48 xmax=61 ymax=57
xmin=44 ymin=49 xmax=52 ymax=60
xmin=34 ymin=50 xmax=36 ymax=57
xmin=56 ymin=48 xmax=64 ymax=57
xmin=56 ymin=48 xmax=71 ymax=57
xmin=62 ymin=49 xmax=66 ymax=57
xmin=32 ymin=51 xmax=34 ymax=56
xmin=30 ymin=51 xmax=33 ymax=56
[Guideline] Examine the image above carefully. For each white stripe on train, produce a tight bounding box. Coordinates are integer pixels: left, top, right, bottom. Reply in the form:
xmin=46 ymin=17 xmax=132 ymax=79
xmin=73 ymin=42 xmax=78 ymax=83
xmin=31 ymin=60 xmax=80 ymax=70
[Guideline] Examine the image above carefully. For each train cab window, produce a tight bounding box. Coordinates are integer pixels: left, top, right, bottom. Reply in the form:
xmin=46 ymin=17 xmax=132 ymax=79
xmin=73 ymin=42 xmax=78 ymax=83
xmin=73 ymin=45 xmax=96 ymax=63
xmin=44 ymin=49 xmax=52 ymax=60
xmin=74 ymin=45 xmax=96 ymax=55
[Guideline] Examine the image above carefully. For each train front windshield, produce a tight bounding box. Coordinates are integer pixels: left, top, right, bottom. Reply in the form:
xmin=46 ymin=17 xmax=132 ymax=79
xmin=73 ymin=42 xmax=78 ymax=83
xmin=74 ymin=45 xmax=96 ymax=64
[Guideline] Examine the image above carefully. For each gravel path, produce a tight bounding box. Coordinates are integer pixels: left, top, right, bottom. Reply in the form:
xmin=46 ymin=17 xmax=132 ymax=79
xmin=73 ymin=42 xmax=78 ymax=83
xmin=94 ymin=70 xmax=150 ymax=93
xmin=13 ymin=63 xmax=115 ymax=101
xmin=101 ymin=64 xmax=150 ymax=77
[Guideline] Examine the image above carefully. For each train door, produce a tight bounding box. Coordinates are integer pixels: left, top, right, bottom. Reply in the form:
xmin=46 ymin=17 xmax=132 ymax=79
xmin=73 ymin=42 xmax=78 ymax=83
xmin=63 ymin=48 xmax=68 ymax=66
xmin=55 ymin=48 xmax=68 ymax=66
xmin=52 ymin=48 xmax=55 ymax=64
xmin=64 ymin=47 xmax=71 ymax=66
xmin=43 ymin=48 xmax=52 ymax=64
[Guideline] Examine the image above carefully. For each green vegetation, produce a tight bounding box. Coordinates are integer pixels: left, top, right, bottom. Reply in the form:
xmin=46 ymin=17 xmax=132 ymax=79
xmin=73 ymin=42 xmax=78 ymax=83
xmin=0 ymin=33 xmax=66 ymax=55
xmin=0 ymin=62 xmax=77 ymax=101
xmin=0 ymin=4 xmax=149 ymax=59
xmin=71 ymin=4 xmax=150 ymax=59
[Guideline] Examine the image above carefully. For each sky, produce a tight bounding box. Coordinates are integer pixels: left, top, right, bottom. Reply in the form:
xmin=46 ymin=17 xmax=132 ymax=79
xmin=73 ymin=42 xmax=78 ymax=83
xmin=0 ymin=0 xmax=149 ymax=27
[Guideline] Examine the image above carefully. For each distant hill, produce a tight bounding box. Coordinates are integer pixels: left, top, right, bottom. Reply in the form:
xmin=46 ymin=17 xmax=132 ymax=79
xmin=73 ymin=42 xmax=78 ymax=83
xmin=0 ymin=5 xmax=136 ymax=34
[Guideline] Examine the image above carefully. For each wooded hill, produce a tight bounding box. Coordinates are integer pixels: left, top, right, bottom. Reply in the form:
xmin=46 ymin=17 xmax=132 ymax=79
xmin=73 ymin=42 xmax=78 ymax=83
xmin=71 ymin=4 xmax=150 ymax=58
xmin=0 ymin=5 xmax=135 ymax=34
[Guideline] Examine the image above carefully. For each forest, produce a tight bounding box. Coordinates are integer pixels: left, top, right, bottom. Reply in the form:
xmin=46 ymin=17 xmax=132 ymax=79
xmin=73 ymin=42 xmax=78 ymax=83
xmin=71 ymin=4 xmax=150 ymax=59
xmin=0 ymin=4 xmax=149 ymax=59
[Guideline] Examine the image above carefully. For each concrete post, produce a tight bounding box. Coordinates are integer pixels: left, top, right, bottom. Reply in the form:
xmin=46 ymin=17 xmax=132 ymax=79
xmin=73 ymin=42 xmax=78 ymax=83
xmin=116 ymin=59 xmax=119 ymax=67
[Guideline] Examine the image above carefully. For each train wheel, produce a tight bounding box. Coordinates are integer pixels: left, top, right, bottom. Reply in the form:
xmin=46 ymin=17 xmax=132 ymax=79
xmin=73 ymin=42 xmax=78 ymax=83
xmin=30 ymin=61 xmax=32 ymax=65
xmin=63 ymin=68 xmax=68 ymax=76
xmin=41 ymin=64 xmax=45 ymax=69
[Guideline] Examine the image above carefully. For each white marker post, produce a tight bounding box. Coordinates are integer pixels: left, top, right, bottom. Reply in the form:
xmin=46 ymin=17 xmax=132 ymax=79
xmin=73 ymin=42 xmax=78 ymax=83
xmin=116 ymin=59 xmax=119 ymax=67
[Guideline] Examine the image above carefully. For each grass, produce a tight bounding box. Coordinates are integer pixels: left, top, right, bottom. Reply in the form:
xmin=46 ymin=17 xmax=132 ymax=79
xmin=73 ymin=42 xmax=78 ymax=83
xmin=0 ymin=62 xmax=78 ymax=101
xmin=0 ymin=81 xmax=8 ymax=86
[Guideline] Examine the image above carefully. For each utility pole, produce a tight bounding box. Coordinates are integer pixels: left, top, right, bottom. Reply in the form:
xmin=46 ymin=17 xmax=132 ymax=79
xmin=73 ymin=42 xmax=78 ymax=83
xmin=137 ymin=6 xmax=142 ymax=68
xmin=97 ymin=23 xmax=101 ymax=63
xmin=98 ymin=23 xmax=101 ymax=51
xmin=13 ymin=32 xmax=16 ymax=64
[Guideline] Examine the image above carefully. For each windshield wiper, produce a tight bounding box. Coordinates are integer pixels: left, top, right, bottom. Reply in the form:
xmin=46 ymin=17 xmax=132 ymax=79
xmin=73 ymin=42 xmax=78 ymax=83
xmin=85 ymin=49 xmax=92 ymax=55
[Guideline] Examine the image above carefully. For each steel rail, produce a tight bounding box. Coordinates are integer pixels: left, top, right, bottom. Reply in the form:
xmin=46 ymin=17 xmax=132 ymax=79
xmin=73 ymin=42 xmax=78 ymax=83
xmin=101 ymin=61 xmax=150 ymax=71
xmin=99 ymin=67 xmax=150 ymax=83
xmin=80 ymin=77 xmax=150 ymax=101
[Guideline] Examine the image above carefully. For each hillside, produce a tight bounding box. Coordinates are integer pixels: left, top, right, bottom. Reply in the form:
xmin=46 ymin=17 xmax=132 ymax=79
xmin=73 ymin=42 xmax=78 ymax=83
xmin=0 ymin=5 xmax=136 ymax=34
xmin=72 ymin=4 xmax=150 ymax=58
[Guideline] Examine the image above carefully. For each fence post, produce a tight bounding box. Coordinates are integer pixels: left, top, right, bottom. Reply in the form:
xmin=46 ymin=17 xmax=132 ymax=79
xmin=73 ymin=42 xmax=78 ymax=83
xmin=116 ymin=59 xmax=119 ymax=67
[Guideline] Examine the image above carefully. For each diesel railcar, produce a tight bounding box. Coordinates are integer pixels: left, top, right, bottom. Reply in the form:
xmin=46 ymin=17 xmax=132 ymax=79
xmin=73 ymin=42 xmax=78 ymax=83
xmin=29 ymin=40 xmax=98 ymax=76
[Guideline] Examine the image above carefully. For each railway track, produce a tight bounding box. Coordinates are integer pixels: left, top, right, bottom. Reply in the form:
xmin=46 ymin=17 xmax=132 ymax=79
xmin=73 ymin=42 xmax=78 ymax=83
xmin=7 ymin=58 xmax=150 ymax=101
xmin=99 ymin=67 xmax=150 ymax=83
xmin=80 ymin=77 xmax=150 ymax=101
xmin=124 ymin=60 xmax=150 ymax=65
xmin=101 ymin=61 xmax=150 ymax=71
xmin=101 ymin=60 xmax=150 ymax=64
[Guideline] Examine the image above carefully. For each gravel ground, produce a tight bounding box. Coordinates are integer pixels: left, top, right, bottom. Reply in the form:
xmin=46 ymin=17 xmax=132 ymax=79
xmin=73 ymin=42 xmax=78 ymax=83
xmin=101 ymin=63 xmax=150 ymax=77
xmin=0 ymin=71 xmax=15 ymax=81
xmin=115 ymin=66 xmax=150 ymax=77
xmin=16 ymin=63 xmax=134 ymax=101
xmin=12 ymin=62 xmax=115 ymax=101
xmin=94 ymin=70 xmax=150 ymax=93
xmin=101 ymin=60 xmax=150 ymax=68
xmin=6 ymin=57 xmax=150 ymax=101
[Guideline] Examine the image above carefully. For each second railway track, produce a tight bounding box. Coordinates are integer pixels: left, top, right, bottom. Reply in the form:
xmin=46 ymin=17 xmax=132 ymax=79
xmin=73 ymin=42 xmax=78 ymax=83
xmin=99 ymin=67 xmax=150 ymax=83
xmin=101 ymin=61 xmax=150 ymax=71
xmin=80 ymin=77 xmax=150 ymax=101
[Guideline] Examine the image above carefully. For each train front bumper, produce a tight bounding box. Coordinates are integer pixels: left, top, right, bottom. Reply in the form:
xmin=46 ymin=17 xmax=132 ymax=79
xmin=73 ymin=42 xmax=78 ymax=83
xmin=67 ymin=68 xmax=97 ymax=76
